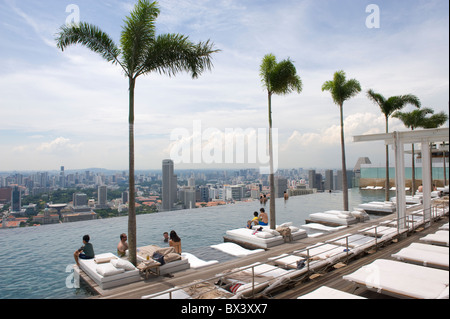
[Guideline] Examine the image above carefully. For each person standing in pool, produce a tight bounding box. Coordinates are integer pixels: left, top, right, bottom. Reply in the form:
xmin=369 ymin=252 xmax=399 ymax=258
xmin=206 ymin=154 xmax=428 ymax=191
xmin=259 ymin=208 xmax=269 ymax=226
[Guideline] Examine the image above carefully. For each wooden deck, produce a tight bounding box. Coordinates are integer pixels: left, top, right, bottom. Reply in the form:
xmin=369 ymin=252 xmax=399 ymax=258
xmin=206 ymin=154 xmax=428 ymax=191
xmin=88 ymin=212 xmax=448 ymax=300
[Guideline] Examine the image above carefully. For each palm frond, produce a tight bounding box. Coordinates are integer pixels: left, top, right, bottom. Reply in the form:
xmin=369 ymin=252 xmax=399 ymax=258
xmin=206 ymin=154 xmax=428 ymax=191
xmin=56 ymin=22 xmax=122 ymax=67
xmin=260 ymin=54 xmax=302 ymax=95
xmin=270 ymin=59 xmax=302 ymax=95
xmin=393 ymin=108 xmax=434 ymax=129
xmin=121 ymin=0 xmax=160 ymax=75
xmin=421 ymin=112 xmax=449 ymax=129
xmin=138 ymin=33 xmax=218 ymax=78
xmin=322 ymin=70 xmax=361 ymax=106
xmin=260 ymin=54 xmax=277 ymax=91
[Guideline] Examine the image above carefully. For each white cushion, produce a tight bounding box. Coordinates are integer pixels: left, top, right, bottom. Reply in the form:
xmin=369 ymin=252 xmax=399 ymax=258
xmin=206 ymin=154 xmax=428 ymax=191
xmin=262 ymin=228 xmax=280 ymax=236
xmin=96 ymin=263 xmax=125 ymax=277
xmin=255 ymin=231 xmax=274 ymax=239
xmin=111 ymin=258 xmax=136 ymax=271
xmin=280 ymin=222 xmax=293 ymax=227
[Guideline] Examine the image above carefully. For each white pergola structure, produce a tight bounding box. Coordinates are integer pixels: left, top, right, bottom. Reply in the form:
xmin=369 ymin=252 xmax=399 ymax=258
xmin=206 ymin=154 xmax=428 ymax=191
xmin=354 ymin=128 xmax=449 ymax=229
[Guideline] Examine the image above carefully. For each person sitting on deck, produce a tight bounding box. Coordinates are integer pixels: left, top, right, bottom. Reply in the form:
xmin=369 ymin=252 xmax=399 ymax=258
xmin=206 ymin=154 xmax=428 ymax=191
xmin=251 ymin=211 xmax=260 ymax=225
xmin=117 ymin=233 xmax=128 ymax=257
xmin=169 ymin=230 xmax=182 ymax=254
xmin=74 ymin=234 xmax=95 ymax=267
xmin=259 ymin=208 xmax=269 ymax=226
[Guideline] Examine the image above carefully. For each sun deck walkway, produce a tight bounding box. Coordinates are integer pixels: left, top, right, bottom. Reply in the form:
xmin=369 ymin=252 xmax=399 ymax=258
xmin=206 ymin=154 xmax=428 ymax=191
xmin=85 ymin=201 xmax=447 ymax=299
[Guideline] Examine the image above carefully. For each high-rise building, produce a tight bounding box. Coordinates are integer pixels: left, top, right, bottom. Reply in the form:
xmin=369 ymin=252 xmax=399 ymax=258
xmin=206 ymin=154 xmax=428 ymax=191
xmin=275 ymin=177 xmax=288 ymax=198
xmin=324 ymin=170 xmax=334 ymax=191
xmin=162 ymin=159 xmax=177 ymax=211
xmin=73 ymin=193 xmax=88 ymax=207
xmin=97 ymin=185 xmax=107 ymax=208
xmin=11 ymin=186 xmax=21 ymax=212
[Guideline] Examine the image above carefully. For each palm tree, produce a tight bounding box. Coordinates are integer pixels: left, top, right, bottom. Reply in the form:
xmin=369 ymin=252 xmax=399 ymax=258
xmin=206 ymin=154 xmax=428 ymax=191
xmin=417 ymin=110 xmax=448 ymax=188
xmin=393 ymin=108 xmax=436 ymax=194
xmin=56 ymin=0 xmax=218 ymax=265
xmin=260 ymin=54 xmax=302 ymax=229
xmin=367 ymin=90 xmax=421 ymax=200
xmin=322 ymin=71 xmax=361 ymax=211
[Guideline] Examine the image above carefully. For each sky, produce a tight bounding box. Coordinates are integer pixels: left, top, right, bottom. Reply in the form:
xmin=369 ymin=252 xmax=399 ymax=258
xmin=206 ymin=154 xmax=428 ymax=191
xmin=0 ymin=0 xmax=448 ymax=172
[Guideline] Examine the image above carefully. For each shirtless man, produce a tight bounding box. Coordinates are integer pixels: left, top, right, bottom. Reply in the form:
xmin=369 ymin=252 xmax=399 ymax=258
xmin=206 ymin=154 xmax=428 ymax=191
xmin=259 ymin=208 xmax=268 ymax=226
xmin=117 ymin=233 xmax=128 ymax=257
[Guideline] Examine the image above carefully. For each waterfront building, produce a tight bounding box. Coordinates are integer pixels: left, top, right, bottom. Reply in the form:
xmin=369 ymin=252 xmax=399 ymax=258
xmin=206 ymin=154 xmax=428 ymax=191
xmin=324 ymin=169 xmax=334 ymax=191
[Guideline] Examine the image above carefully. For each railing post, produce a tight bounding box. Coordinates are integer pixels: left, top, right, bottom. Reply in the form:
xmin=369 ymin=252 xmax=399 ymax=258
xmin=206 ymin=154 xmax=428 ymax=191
xmin=252 ymin=265 xmax=255 ymax=298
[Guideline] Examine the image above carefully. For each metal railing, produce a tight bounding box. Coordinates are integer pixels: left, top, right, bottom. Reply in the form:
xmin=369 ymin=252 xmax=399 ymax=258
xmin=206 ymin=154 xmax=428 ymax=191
xmin=142 ymin=201 xmax=448 ymax=300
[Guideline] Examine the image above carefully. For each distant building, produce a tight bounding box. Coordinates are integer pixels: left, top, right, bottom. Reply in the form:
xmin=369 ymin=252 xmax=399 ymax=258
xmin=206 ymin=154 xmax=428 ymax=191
xmin=324 ymin=170 xmax=334 ymax=191
xmin=230 ymin=185 xmax=244 ymax=201
xmin=162 ymin=159 xmax=177 ymax=211
xmin=73 ymin=193 xmax=88 ymax=207
xmin=33 ymin=208 xmax=60 ymax=225
xmin=97 ymin=186 xmax=108 ymax=208
xmin=122 ymin=191 xmax=129 ymax=204
xmin=0 ymin=187 xmax=12 ymax=204
xmin=11 ymin=186 xmax=21 ymax=212
xmin=179 ymin=186 xmax=196 ymax=209
xmin=274 ymin=177 xmax=288 ymax=198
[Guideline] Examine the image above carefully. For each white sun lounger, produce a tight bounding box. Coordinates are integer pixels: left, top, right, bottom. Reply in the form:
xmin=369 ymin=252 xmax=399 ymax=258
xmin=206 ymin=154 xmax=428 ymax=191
xmin=392 ymin=242 xmax=449 ymax=270
xmin=343 ymin=259 xmax=449 ymax=299
xmin=295 ymin=242 xmax=352 ymax=263
xmin=420 ymin=230 xmax=449 ymax=247
xmin=224 ymin=228 xmax=285 ymax=249
xmin=328 ymin=233 xmax=377 ymax=249
xmin=211 ymin=242 xmax=264 ymax=257
xmin=181 ymin=253 xmax=219 ymax=269
xmin=78 ymin=252 xmax=140 ymax=290
xmin=297 ymin=286 xmax=367 ymax=299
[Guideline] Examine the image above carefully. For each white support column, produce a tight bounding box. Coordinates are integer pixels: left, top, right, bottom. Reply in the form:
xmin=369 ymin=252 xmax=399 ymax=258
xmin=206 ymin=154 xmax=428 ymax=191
xmin=421 ymin=141 xmax=432 ymax=222
xmin=394 ymin=132 xmax=406 ymax=230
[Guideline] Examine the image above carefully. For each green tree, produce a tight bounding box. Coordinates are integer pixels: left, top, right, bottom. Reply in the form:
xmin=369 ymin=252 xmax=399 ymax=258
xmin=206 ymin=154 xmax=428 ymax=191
xmin=393 ymin=108 xmax=448 ymax=193
xmin=322 ymin=71 xmax=361 ymax=211
xmin=260 ymin=54 xmax=302 ymax=229
xmin=56 ymin=0 xmax=218 ymax=265
xmin=367 ymin=90 xmax=421 ymax=199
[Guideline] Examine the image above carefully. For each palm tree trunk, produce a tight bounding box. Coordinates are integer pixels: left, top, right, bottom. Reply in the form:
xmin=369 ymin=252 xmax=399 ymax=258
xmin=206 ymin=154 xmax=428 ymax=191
xmin=128 ymin=76 xmax=137 ymax=266
xmin=385 ymin=117 xmax=390 ymax=201
xmin=268 ymin=92 xmax=276 ymax=230
xmin=339 ymin=104 xmax=349 ymax=211
xmin=411 ymin=143 xmax=416 ymax=195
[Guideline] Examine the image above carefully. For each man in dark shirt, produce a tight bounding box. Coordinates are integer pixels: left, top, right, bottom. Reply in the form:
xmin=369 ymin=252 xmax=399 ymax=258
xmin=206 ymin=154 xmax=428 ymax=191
xmin=74 ymin=234 xmax=95 ymax=267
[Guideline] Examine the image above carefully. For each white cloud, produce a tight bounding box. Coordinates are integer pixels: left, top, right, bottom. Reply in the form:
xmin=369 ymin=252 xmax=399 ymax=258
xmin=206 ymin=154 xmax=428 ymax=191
xmin=37 ymin=137 xmax=82 ymax=153
xmin=0 ymin=0 xmax=448 ymax=171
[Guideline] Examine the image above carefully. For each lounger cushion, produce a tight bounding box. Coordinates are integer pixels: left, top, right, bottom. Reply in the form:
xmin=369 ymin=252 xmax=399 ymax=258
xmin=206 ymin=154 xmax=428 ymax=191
xmin=164 ymin=253 xmax=182 ymax=263
xmin=343 ymin=259 xmax=448 ymax=299
xmin=255 ymin=231 xmax=274 ymax=239
xmin=95 ymin=256 xmax=117 ymax=264
xmin=111 ymin=258 xmax=136 ymax=271
xmin=96 ymin=263 xmax=125 ymax=277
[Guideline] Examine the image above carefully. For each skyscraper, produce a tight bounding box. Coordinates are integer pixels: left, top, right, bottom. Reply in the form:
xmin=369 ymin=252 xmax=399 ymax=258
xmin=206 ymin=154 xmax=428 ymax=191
xmin=11 ymin=186 xmax=21 ymax=212
xmin=97 ymin=185 xmax=107 ymax=208
xmin=162 ymin=159 xmax=177 ymax=211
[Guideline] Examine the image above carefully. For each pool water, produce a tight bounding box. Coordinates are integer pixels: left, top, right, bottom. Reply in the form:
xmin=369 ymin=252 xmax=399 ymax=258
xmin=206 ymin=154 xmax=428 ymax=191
xmin=0 ymin=188 xmax=386 ymax=299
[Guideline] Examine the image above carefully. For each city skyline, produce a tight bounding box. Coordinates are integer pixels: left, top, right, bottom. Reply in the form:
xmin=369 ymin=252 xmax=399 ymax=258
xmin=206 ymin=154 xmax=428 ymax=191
xmin=1 ymin=0 xmax=448 ymax=172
